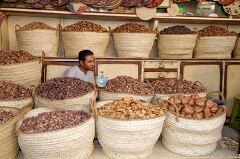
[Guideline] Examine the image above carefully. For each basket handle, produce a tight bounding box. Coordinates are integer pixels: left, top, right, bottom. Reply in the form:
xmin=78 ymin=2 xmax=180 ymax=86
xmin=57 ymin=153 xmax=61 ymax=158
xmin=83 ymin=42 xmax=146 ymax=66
xmin=206 ymin=91 xmax=225 ymax=100
xmin=40 ymin=51 xmax=45 ymax=64
xmin=30 ymin=85 xmax=36 ymax=98
xmin=89 ymin=98 xmax=97 ymax=118
xmin=15 ymin=24 xmax=21 ymax=31
xmin=169 ymin=101 xmax=180 ymax=122
xmin=193 ymin=27 xmax=198 ymax=32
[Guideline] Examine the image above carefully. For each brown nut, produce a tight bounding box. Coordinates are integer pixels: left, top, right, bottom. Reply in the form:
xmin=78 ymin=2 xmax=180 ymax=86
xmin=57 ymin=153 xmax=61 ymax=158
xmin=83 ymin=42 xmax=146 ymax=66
xmin=195 ymin=106 xmax=204 ymax=113
xmin=183 ymin=105 xmax=194 ymax=115
xmin=204 ymin=107 xmax=211 ymax=118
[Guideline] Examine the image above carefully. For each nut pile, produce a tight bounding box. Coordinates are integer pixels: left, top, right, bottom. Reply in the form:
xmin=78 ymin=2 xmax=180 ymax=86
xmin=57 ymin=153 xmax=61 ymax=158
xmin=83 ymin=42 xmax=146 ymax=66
xmin=102 ymin=76 xmax=154 ymax=95
xmin=152 ymin=78 xmax=206 ymax=94
xmin=0 ymin=109 xmax=14 ymax=124
xmin=0 ymin=80 xmax=32 ymax=100
xmin=16 ymin=22 xmax=56 ymax=31
xmin=0 ymin=50 xmax=35 ymax=65
xmin=164 ymin=95 xmax=225 ymax=119
xmin=113 ymin=23 xmax=154 ymax=33
xmin=19 ymin=110 xmax=90 ymax=133
xmin=36 ymin=77 xmax=93 ymax=100
xmin=62 ymin=20 xmax=108 ymax=32
xmin=97 ymin=97 xmax=164 ymax=120
xmin=199 ymin=25 xmax=237 ymax=37
xmin=160 ymin=25 xmax=195 ymax=34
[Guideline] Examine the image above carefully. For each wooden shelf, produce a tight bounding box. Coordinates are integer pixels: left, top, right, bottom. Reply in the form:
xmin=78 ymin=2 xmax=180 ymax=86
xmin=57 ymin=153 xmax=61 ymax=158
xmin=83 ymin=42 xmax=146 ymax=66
xmin=1 ymin=7 xmax=240 ymax=24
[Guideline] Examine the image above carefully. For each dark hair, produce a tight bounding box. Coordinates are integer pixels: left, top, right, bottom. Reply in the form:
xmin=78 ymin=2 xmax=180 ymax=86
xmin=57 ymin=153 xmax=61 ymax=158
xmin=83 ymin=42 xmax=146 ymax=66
xmin=78 ymin=50 xmax=94 ymax=62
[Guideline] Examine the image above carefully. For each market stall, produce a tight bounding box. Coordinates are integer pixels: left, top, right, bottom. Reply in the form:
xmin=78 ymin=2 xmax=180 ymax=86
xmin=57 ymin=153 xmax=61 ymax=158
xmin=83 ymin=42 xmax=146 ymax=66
xmin=0 ymin=0 xmax=239 ymax=158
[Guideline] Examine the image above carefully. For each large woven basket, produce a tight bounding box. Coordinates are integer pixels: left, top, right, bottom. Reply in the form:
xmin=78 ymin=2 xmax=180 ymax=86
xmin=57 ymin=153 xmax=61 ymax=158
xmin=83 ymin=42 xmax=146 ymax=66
xmin=61 ymin=31 xmax=110 ymax=57
xmin=162 ymin=112 xmax=226 ymax=156
xmin=157 ymin=34 xmax=197 ymax=59
xmin=194 ymin=36 xmax=237 ymax=59
xmin=34 ymin=91 xmax=95 ymax=112
xmin=233 ymin=36 xmax=240 ymax=58
xmin=0 ymin=59 xmax=42 ymax=88
xmin=16 ymin=107 xmax=95 ymax=159
xmin=112 ymin=32 xmax=156 ymax=58
xmin=96 ymin=101 xmax=165 ymax=159
xmin=16 ymin=26 xmax=59 ymax=57
xmin=0 ymin=107 xmax=20 ymax=159
xmin=99 ymin=90 xmax=153 ymax=102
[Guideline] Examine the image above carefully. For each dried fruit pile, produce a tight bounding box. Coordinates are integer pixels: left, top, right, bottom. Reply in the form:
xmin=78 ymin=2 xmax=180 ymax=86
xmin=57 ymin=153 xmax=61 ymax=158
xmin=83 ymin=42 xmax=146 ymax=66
xmin=199 ymin=25 xmax=237 ymax=37
xmin=112 ymin=23 xmax=154 ymax=33
xmin=160 ymin=25 xmax=195 ymax=34
xmin=164 ymin=95 xmax=225 ymax=119
xmin=101 ymin=76 xmax=154 ymax=95
xmin=62 ymin=20 xmax=108 ymax=32
xmin=152 ymin=78 xmax=206 ymax=94
xmin=97 ymin=97 xmax=164 ymax=120
xmin=0 ymin=109 xmax=15 ymax=124
xmin=36 ymin=77 xmax=93 ymax=100
xmin=0 ymin=50 xmax=35 ymax=65
xmin=0 ymin=80 xmax=32 ymax=100
xmin=16 ymin=22 xmax=56 ymax=31
xmin=19 ymin=110 xmax=90 ymax=133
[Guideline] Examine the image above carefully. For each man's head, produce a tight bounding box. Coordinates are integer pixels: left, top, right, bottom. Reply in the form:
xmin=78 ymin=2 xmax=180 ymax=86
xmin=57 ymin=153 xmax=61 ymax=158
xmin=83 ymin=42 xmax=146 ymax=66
xmin=78 ymin=50 xmax=95 ymax=71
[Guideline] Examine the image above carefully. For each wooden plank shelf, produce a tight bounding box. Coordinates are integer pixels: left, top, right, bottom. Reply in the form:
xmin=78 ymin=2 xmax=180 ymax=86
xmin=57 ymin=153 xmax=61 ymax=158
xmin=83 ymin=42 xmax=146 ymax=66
xmin=0 ymin=7 xmax=240 ymax=24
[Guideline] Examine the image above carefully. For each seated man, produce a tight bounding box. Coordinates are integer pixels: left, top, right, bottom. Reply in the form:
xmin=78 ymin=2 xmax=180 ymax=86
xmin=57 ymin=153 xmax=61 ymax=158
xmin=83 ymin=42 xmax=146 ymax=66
xmin=64 ymin=50 xmax=95 ymax=84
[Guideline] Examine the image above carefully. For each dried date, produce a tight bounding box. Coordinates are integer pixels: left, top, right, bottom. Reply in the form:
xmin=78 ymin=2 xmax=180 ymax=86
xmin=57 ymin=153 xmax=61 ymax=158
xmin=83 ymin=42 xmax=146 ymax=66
xmin=0 ymin=50 xmax=35 ymax=65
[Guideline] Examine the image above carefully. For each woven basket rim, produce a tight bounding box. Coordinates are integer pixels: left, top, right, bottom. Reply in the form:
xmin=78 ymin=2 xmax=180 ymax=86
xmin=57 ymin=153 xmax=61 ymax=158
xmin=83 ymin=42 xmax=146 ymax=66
xmin=0 ymin=58 xmax=40 ymax=66
xmin=99 ymin=90 xmax=154 ymax=97
xmin=159 ymin=33 xmax=198 ymax=36
xmin=154 ymin=92 xmax=207 ymax=95
xmin=16 ymin=111 xmax=94 ymax=135
xmin=61 ymin=31 xmax=110 ymax=33
xmin=16 ymin=29 xmax=58 ymax=32
xmin=167 ymin=110 xmax=226 ymax=121
xmin=35 ymin=90 xmax=94 ymax=101
xmin=112 ymin=32 xmax=156 ymax=35
xmin=0 ymin=97 xmax=33 ymax=102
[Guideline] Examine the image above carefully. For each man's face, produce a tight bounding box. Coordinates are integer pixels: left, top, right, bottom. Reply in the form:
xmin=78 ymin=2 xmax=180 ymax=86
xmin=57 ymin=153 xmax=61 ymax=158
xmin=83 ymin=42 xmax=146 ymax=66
xmin=80 ymin=55 xmax=95 ymax=71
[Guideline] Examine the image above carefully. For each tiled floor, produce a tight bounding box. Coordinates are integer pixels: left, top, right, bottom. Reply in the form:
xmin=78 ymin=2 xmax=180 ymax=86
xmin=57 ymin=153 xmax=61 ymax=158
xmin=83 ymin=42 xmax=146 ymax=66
xmin=17 ymin=140 xmax=238 ymax=159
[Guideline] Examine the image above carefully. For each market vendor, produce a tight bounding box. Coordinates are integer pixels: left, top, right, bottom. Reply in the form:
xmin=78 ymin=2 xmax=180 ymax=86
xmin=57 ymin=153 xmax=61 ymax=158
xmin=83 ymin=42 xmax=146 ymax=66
xmin=64 ymin=49 xmax=95 ymax=84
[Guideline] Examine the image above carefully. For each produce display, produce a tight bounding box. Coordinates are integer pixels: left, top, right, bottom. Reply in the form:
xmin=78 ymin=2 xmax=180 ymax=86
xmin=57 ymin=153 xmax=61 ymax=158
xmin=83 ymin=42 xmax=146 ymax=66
xmin=16 ymin=22 xmax=56 ymax=31
xmin=112 ymin=22 xmax=154 ymax=33
xmin=164 ymin=94 xmax=225 ymax=119
xmin=36 ymin=77 xmax=93 ymax=100
xmin=198 ymin=25 xmax=237 ymax=37
xmin=97 ymin=97 xmax=165 ymax=120
xmin=160 ymin=25 xmax=195 ymax=34
xmin=152 ymin=78 xmax=206 ymax=94
xmin=19 ymin=110 xmax=90 ymax=133
xmin=0 ymin=80 xmax=32 ymax=100
xmin=62 ymin=20 xmax=108 ymax=32
xmin=101 ymin=76 xmax=154 ymax=95
xmin=0 ymin=109 xmax=14 ymax=124
xmin=0 ymin=50 xmax=35 ymax=65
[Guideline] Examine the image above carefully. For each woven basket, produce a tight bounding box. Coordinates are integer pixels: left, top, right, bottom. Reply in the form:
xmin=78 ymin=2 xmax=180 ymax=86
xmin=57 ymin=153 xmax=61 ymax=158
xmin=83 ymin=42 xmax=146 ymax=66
xmin=96 ymin=101 xmax=165 ymax=159
xmin=16 ymin=107 xmax=95 ymax=159
xmin=16 ymin=26 xmax=59 ymax=57
xmin=112 ymin=32 xmax=156 ymax=58
xmin=157 ymin=34 xmax=197 ymax=59
xmin=162 ymin=112 xmax=226 ymax=156
xmin=34 ymin=91 xmax=95 ymax=112
xmin=61 ymin=31 xmax=110 ymax=57
xmin=0 ymin=107 xmax=20 ymax=159
xmin=194 ymin=36 xmax=237 ymax=59
xmin=0 ymin=59 xmax=42 ymax=88
xmin=99 ymin=90 xmax=153 ymax=102
xmin=233 ymin=36 xmax=240 ymax=58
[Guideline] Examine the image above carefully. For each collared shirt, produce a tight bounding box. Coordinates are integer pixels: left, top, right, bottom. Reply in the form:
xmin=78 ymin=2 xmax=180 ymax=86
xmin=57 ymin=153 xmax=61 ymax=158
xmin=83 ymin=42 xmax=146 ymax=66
xmin=64 ymin=66 xmax=94 ymax=84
